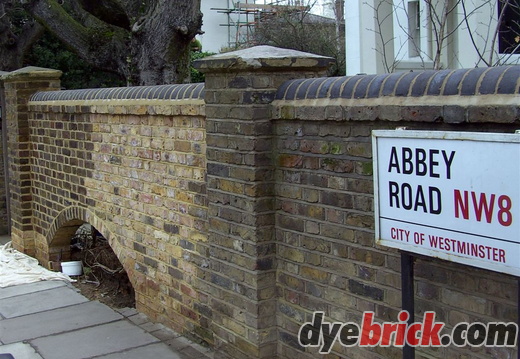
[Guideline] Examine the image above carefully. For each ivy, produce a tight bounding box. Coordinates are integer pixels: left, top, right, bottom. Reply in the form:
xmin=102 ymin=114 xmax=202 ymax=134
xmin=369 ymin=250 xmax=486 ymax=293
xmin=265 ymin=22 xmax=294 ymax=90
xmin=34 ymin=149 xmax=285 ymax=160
xmin=25 ymin=31 xmax=124 ymax=89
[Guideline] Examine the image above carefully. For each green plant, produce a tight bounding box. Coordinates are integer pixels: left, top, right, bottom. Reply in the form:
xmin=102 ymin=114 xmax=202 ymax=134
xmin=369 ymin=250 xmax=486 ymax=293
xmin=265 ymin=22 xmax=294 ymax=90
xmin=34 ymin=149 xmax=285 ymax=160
xmin=25 ymin=31 xmax=124 ymax=89
xmin=190 ymin=50 xmax=215 ymax=83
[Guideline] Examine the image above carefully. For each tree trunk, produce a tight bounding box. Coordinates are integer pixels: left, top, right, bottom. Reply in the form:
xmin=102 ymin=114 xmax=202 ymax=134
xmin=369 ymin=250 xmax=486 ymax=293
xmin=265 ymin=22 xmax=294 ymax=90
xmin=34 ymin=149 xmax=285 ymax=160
xmin=129 ymin=1 xmax=201 ymax=85
xmin=0 ymin=2 xmax=44 ymax=71
xmin=25 ymin=0 xmax=202 ymax=85
xmin=0 ymin=47 xmax=24 ymax=72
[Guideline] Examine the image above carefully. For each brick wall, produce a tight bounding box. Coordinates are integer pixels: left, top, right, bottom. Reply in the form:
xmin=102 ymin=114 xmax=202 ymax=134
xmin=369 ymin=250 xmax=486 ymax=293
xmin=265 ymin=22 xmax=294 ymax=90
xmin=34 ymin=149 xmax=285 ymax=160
xmin=23 ymin=80 xmax=211 ymax=343
xmin=2 ymin=55 xmax=519 ymax=359
xmin=2 ymin=67 xmax=62 ymax=253
xmin=196 ymin=46 xmax=335 ymax=359
xmin=272 ymin=68 xmax=520 ymax=359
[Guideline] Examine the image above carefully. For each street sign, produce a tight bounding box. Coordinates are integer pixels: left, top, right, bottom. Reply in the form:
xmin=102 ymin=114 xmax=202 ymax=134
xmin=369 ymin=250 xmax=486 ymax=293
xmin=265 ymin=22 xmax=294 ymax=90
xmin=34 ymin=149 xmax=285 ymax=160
xmin=373 ymin=130 xmax=520 ymax=276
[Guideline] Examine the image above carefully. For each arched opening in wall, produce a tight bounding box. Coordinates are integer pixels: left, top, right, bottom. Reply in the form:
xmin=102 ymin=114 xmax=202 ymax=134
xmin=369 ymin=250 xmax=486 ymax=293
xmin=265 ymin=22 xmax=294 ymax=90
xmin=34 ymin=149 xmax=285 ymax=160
xmin=50 ymin=221 xmax=135 ymax=309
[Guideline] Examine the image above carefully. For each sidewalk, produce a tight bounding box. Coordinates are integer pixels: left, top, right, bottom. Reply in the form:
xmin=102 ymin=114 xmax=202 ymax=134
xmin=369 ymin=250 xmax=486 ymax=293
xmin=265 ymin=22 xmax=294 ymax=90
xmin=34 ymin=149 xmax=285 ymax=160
xmin=0 ymin=280 xmax=214 ymax=359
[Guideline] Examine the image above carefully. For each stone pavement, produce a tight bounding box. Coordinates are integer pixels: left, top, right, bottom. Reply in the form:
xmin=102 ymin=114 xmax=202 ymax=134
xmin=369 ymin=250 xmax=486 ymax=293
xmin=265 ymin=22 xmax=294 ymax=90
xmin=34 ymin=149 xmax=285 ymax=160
xmin=0 ymin=280 xmax=213 ymax=359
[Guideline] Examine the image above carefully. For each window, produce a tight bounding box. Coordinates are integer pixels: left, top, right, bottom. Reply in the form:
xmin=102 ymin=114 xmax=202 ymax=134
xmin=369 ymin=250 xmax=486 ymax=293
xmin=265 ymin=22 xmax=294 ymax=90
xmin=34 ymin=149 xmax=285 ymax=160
xmin=408 ymin=1 xmax=421 ymax=57
xmin=498 ymin=0 xmax=520 ymax=54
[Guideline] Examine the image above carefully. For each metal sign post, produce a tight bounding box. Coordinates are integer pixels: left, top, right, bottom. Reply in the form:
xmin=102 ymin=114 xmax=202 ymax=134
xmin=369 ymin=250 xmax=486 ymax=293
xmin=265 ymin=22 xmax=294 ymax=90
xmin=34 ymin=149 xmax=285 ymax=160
xmin=401 ymin=251 xmax=415 ymax=359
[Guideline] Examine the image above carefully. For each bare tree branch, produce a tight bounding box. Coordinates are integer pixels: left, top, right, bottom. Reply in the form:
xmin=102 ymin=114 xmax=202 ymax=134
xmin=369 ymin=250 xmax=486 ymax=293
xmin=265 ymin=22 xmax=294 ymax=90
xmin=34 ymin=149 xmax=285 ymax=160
xmin=369 ymin=0 xmax=520 ymax=71
xmin=367 ymin=0 xmax=398 ymax=72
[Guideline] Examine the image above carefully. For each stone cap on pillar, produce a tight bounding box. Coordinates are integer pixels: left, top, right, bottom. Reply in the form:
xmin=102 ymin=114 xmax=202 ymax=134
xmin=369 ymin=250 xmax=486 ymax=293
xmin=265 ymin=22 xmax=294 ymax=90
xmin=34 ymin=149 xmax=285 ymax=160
xmin=0 ymin=66 xmax=62 ymax=81
xmin=194 ymin=45 xmax=335 ymax=73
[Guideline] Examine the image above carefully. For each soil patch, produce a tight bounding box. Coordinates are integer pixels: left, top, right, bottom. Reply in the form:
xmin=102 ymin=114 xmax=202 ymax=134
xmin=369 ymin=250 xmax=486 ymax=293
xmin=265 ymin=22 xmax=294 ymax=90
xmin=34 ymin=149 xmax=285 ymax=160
xmin=72 ymin=277 xmax=135 ymax=308
xmin=70 ymin=226 xmax=135 ymax=309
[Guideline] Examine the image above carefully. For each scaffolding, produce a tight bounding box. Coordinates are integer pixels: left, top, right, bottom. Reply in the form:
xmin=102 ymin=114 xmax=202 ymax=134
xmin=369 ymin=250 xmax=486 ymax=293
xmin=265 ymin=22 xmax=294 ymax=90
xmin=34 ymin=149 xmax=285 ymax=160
xmin=212 ymin=0 xmax=309 ymax=49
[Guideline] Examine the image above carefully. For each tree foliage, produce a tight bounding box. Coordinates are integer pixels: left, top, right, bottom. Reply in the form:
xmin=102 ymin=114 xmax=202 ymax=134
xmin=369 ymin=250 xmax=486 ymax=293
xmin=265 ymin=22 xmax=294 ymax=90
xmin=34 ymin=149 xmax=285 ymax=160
xmin=0 ymin=1 xmax=43 ymax=71
xmin=2 ymin=0 xmax=203 ymax=85
xmin=190 ymin=50 xmax=215 ymax=83
xmin=25 ymin=31 xmax=125 ymax=89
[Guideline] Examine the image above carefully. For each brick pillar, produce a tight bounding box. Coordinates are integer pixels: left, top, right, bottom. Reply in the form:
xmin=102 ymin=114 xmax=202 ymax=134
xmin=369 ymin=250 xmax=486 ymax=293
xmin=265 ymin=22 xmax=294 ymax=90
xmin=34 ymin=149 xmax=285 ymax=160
xmin=0 ymin=67 xmax=61 ymax=255
xmin=195 ymin=46 xmax=333 ymax=359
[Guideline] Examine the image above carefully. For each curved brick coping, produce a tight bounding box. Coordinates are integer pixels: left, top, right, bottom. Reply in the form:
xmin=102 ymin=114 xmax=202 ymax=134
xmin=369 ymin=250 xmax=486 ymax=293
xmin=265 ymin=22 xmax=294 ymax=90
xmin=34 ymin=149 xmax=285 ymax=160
xmin=31 ymin=83 xmax=205 ymax=102
xmin=275 ymin=66 xmax=520 ymax=100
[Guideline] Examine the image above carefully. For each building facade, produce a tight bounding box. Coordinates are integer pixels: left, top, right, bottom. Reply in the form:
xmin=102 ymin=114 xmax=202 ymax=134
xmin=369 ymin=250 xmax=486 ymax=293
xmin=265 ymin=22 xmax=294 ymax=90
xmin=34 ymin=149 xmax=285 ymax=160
xmin=346 ymin=0 xmax=520 ymax=75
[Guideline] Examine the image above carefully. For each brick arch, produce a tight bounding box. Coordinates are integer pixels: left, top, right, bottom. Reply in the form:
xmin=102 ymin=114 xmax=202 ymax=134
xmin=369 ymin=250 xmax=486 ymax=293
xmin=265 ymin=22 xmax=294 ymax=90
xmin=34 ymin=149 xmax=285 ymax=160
xmin=47 ymin=206 xmax=88 ymax=250
xmin=46 ymin=206 xmax=133 ymax=287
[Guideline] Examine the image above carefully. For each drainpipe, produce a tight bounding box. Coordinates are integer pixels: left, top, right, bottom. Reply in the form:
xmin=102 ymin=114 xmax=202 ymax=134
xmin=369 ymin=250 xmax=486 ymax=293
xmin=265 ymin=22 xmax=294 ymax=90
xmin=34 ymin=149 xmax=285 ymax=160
xmin=0 ymin=81 xmax=10 ymax=235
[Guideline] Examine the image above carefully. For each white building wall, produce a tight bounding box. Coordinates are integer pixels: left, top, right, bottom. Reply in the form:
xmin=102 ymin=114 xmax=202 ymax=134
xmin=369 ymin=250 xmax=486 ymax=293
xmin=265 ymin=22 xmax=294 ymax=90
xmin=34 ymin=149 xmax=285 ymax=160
xmin=345 ymin=0 xmax=394 ymax=75
xmin=391 ymin=1 xmax=410 ymax=60
xmin=454 ymin=1 xmax=520 ymax=68
xmin=198 ymin=0 xmax=233 ymax=53
xmin=346 ymin=0 xmax=520 ymax=75
xmin=313 ymin=0 xmax=336 ymax=17
xmin=345 ymin=0 xmax=364 ymax=74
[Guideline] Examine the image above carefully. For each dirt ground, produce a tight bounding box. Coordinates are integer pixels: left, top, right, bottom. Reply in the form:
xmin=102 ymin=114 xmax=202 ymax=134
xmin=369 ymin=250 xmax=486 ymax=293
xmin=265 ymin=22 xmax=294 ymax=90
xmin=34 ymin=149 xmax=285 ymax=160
xmin=69 ymin=227 xmax=135 ymax=309
xmin=72 ymin=276 xmax=135 ymax=308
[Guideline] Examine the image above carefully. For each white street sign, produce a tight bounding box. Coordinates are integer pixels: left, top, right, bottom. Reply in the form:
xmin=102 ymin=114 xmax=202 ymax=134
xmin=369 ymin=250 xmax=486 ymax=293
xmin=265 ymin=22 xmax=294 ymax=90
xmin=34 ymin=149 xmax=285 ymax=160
xmin=373 ymin=130 xmax=520 ymax=276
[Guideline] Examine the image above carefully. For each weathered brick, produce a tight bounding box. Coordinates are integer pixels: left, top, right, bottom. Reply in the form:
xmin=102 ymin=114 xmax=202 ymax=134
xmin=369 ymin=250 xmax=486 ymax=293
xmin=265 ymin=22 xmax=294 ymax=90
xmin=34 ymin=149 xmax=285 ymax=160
xmin=442 ymin=289 xmax=486 ymax=313
xmin=300 ymin=266 xmax=329 ymax=283
xmin=279 ymin=245 xmax=305 ymax=263
xmin=348 ymin=279 xmax=384 ymax=301
xmin=278 ymin=216 xmax=305 ymax=232
xmin=7 ymin=54 xmax=520 ymax=359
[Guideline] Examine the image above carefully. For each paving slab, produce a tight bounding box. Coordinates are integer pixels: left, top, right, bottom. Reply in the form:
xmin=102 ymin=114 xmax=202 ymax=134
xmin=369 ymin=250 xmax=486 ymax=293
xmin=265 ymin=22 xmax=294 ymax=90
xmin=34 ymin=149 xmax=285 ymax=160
xmin=0 ymin=343 xmax=42 ymax=359
xmin=94 ymin=342 xmax=185 ymax=359
xmin=0 ymin=301 xmax=122 ymax=344
xmin=30 ymin=320 xmax=159 ymax=359
xmin=125 ymin=312 xmax=150 ymax=325
xmin=166 ymin=336 xmax=197 ymax=351
xmin=0 ymin=281 xmax=67 ymax=300
xmin=114 ymin=307 xmax=138 ymax=317
xmin=0 ymin=281 xmax=213 ymax=358
xmin=147 ymin=326 xmax=180 ymax=341
xmin=0 ymin=285 xmax=87 ymax=318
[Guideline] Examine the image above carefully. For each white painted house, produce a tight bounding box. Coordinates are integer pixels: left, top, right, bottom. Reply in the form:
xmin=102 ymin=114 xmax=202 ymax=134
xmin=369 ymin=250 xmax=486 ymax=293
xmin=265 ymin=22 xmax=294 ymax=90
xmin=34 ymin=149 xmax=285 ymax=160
xmin=345 ymin=0 xmax=520 ymax=75
xmin=199 ymin=0 xmax=233 ymax=53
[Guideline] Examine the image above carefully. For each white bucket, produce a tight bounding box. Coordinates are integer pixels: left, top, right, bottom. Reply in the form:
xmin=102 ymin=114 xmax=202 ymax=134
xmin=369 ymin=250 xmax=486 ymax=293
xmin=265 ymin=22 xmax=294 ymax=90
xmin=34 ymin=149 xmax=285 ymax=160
xmin=61 ymin=261 xmax=83 ymax=276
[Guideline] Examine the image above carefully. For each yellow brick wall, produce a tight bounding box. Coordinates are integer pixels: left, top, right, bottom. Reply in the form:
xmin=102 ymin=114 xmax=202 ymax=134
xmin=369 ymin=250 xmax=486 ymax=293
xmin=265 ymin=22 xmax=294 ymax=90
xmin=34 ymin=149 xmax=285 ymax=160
xmin=27 ymin=99 xmax=211 ymax=343
xmin=4 ymin=60 xmax=519 ymax=359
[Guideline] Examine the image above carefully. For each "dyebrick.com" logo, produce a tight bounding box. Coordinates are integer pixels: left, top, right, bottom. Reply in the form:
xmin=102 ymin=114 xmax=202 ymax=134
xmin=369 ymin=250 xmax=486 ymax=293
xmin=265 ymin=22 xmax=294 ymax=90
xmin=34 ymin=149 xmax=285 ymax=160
xmin=298 ymin=311 xmax=518 ymax=354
